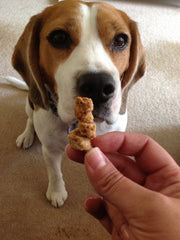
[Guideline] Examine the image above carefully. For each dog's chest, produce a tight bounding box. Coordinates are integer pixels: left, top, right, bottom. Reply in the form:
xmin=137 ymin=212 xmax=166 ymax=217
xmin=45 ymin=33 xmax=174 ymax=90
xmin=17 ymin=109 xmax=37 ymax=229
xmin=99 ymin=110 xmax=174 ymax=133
xmin=33 ymin=109 xmax=68 ymax=151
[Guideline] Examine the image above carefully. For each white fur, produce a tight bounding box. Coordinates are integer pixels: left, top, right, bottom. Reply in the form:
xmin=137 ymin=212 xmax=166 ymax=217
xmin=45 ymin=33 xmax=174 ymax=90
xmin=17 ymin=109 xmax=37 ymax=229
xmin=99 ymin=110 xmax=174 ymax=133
xmin=17 ymin=99 xmax=68 ymax=207
xmin=96 ymin=110 xmax=127 ymax=136
xmin=16 ymin=3 xmax=127 ymax=207
xmin=16 ymin=97 xmax=34 ymax=149
xmin=32 ymin=107 xmax=68 ymax=207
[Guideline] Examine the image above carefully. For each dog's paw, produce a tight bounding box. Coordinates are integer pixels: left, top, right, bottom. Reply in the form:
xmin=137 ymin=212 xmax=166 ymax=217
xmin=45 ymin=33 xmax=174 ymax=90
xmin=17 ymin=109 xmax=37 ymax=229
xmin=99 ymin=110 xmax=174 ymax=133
xmin=46 ymin=186 xmax=68 ymax=208
xmin=16 ymin=129 xmax=34 ymax=149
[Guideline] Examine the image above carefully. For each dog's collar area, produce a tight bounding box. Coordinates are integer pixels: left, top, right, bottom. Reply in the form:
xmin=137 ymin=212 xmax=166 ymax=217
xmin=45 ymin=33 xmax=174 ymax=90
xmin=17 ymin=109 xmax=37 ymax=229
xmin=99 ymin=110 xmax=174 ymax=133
xmin=67 ymin=121 xmax=78 ymax=134
xmin=120 ymin=73 xmax=124 ymax=82
xmin=45 ymin=85 xmax=79 ymax=134
xmin=47 ymin=90 xmax=58 ymax=116
xmin=45 ymin=84 xmax=59 ymax=117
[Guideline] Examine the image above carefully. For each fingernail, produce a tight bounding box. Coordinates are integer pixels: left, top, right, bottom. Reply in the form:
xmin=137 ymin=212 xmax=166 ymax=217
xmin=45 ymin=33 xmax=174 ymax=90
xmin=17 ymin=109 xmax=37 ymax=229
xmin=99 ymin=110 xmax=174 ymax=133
xmin=85 ymin=147 xmax=107 ymax=170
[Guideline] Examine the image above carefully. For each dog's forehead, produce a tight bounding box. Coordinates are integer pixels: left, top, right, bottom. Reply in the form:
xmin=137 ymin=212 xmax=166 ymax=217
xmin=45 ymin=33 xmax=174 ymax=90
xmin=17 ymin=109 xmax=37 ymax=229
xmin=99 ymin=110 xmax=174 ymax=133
xmin=41 ymin=1 xmax=82 ymax=35
xmin=41 ymin=1 xmax=129 ymax=35
xmin=96 ymin=3 xmax=131 ymax=34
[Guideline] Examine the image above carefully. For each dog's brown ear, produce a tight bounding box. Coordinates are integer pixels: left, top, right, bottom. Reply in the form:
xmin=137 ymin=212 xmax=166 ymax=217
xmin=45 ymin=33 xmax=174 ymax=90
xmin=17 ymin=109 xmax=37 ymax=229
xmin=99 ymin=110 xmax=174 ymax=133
xmin=12 ymin=14 xmax=49 ymax=109
xmin=120 ymin=21 xmax=146 ymax=114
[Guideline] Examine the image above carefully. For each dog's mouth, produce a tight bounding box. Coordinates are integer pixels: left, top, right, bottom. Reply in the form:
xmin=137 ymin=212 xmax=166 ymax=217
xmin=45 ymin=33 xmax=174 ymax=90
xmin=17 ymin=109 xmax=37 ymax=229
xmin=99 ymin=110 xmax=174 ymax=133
xmin=67 ymin=115 xmax=114 ymax=134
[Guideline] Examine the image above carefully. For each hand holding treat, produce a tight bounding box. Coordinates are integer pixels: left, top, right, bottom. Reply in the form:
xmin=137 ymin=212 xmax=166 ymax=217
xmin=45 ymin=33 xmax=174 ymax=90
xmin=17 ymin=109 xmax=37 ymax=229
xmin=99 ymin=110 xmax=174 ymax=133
xmin=67 ymin=132 xmax=180 ymax=240
xmin=68 ymin=97 xmax=96 ymax=151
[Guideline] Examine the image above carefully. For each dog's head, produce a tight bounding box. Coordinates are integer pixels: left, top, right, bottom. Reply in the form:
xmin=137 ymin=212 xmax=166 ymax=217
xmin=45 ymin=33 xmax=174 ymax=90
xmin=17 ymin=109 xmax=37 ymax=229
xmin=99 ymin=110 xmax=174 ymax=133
xmin=12 ymin=0 xmax=146 ymax=125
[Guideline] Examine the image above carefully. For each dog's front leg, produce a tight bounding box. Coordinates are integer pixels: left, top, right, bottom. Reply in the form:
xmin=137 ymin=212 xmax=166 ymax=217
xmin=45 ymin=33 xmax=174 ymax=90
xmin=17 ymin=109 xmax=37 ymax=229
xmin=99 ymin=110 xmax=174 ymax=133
xmin=16 ymin=97 xmax=35 ymax=149
xmin=42 ymin=146 xmax=68 ymax=208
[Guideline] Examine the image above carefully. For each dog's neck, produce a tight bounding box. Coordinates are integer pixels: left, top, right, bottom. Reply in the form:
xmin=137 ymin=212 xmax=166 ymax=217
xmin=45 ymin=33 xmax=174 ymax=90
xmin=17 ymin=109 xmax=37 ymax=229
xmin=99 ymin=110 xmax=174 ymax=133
xmin=45 ymin=84 xmax=58 ymax=117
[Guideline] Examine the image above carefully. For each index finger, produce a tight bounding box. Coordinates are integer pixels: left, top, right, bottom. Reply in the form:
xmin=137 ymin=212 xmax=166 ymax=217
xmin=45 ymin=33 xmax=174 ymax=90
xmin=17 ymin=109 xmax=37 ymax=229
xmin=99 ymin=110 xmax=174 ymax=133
xmin=92 ymin=132 xmax=177 ymax=173
xmin=66 ymin=144 xmax=86 ymax=163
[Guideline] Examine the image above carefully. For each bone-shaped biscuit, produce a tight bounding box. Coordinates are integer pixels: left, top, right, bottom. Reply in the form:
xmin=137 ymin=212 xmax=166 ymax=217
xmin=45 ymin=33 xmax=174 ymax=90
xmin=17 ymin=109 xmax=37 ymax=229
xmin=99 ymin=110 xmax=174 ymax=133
xmin=68 ymin=97 xmax=96 ymax=151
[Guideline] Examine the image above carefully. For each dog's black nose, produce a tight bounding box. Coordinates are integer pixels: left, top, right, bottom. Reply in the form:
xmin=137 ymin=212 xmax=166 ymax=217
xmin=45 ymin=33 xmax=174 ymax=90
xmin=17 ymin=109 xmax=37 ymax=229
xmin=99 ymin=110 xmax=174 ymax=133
xmin=77 ymin=72 xmax=115 ymax=105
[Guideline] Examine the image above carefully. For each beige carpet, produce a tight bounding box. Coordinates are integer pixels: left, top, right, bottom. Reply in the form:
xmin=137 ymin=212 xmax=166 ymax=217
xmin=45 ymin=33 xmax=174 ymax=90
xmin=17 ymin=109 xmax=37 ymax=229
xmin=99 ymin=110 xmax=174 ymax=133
xmin=0 ymin=0 xmax=180 ymax=239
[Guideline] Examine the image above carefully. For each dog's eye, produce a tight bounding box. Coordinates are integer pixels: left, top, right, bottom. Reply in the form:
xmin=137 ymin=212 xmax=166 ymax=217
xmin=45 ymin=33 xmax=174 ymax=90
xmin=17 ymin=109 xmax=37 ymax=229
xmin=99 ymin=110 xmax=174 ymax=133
xmin=111 ymin=33 xmax=128 ymax=51
xmin=47 ymin=30 xmax=72 ymax=49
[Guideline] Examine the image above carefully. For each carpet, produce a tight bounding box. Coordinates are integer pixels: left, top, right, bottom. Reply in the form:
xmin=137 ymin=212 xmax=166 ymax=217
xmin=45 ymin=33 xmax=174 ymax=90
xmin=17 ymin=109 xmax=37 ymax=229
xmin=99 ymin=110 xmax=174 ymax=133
xmin=0 ymin=0 xmax=180 ymax=239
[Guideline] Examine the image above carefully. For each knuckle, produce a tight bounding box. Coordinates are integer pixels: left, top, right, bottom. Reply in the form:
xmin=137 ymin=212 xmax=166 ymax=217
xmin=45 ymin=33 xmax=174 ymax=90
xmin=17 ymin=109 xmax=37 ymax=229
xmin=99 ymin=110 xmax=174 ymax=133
xmin=97 ymin=169 xmax=124 ymax=196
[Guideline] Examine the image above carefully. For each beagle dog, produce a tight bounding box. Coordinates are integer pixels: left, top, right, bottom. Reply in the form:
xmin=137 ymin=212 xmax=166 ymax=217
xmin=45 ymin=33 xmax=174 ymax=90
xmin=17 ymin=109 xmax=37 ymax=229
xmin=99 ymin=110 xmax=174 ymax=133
xmin=12 ymin=0 xmax=146 ymax=207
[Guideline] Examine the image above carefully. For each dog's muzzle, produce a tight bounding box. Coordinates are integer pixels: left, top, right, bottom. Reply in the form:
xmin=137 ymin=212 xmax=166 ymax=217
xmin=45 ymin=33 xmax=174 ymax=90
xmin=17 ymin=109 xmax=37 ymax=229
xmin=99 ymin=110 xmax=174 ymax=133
xmin=68 ymin=73 xmax=117 ymax=133
xmin=76 ymin=72 xmax=116 ymax=122
xmin=77 ymin=72 xmax=115 ymax=110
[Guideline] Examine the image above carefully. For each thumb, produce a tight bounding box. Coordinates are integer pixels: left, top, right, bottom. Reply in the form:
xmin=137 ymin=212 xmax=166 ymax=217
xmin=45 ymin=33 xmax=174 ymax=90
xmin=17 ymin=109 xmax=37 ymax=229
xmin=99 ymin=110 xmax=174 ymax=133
xmin=84 ymin=147 xmax=152 ymax=213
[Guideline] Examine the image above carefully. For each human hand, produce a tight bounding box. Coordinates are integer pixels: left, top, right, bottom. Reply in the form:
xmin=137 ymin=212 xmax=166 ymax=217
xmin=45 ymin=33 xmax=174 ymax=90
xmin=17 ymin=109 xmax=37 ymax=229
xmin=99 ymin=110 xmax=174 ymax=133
xmin=67 ymin=132 xmax=180 ymax=240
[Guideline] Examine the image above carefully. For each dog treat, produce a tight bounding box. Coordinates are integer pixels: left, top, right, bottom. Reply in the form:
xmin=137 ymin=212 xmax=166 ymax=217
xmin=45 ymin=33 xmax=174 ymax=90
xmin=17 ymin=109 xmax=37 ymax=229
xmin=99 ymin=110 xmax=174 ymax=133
xmin=68 ymin=97 xmax=96 ymax=151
